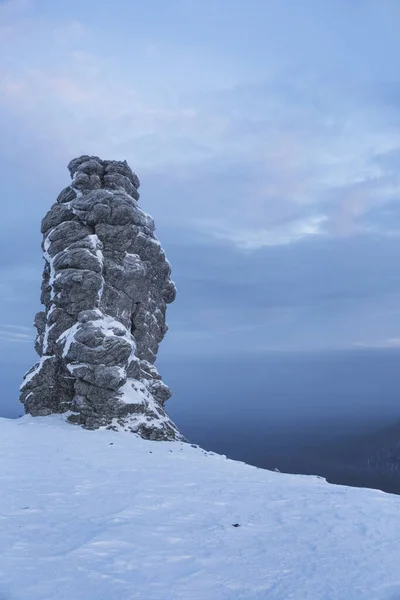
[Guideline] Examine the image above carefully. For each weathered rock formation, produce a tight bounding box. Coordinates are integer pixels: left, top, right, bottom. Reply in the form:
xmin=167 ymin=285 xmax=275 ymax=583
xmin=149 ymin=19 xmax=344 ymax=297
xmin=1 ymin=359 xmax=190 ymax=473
xmin=20 ymin=155 xmax=183 ymax=440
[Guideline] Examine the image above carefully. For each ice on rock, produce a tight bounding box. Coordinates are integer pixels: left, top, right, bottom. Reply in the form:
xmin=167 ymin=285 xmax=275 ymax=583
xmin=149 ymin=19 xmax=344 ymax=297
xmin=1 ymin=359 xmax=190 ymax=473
xmin=20 ymin=155 xmax=183 ymax=440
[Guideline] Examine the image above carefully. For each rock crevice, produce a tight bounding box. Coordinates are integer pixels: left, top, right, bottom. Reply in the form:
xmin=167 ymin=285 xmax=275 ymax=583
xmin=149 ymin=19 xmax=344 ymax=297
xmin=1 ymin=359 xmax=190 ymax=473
xmin=20 ymin=155 xmax=182 ymax=440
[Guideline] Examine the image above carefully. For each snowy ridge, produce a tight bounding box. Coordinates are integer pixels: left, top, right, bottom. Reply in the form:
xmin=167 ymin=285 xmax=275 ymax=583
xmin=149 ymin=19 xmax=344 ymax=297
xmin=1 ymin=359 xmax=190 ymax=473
xmin=107 ymin=378 xmax=179 ymax=436
xmin=1 ymin=415 xmax=400 ymax=600
xmin=42 ymin=234 xmax=58 ymax=354
xmin=57 ymin=312 xmax=135 ymax=358
xmin=19 ymin=355 xmax=53 ymax=390
xmin=87 ymin=233 xmax=104 ymax=303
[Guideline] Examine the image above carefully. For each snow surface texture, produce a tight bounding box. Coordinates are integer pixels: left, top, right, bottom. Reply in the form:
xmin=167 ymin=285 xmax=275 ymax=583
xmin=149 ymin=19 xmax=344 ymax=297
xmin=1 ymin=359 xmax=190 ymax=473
xmin=1 ymin=415 xmax=400 ymax=600
xmin=20 ymin=156 xmax=182 ymax=440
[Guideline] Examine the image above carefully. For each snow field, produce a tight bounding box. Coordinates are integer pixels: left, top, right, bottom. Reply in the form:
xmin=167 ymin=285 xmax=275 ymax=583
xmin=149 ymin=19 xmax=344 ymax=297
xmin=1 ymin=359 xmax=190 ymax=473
xmin=1 ymin=415 xmax=400 ymax=600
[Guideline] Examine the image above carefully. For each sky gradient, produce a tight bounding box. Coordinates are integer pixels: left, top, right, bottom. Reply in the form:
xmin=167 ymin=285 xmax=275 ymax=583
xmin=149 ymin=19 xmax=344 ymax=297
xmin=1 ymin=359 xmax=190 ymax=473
xmin=2 ymin=0 xmax=400 ymax=419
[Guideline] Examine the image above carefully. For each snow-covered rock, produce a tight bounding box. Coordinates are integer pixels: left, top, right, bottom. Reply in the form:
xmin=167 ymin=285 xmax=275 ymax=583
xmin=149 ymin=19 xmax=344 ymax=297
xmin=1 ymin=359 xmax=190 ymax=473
xmin=20 ymin=156 xmax=181 ymax=440
xmin=1 ymin=415 xmax=400 ymax=600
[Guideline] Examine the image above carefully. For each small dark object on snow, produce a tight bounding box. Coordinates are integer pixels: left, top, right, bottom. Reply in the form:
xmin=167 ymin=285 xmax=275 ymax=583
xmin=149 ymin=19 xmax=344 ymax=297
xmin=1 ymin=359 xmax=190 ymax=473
xmin=109 ymin=443 xmax=114 ymax=445
xmin=232 ymin=523 xmax=240 ymax=527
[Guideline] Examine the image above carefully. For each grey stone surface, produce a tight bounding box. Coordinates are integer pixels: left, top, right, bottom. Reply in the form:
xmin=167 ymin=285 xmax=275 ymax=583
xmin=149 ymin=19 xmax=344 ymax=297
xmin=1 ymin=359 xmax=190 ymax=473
xmin=20 ymin=156 xmax=183 ymax=440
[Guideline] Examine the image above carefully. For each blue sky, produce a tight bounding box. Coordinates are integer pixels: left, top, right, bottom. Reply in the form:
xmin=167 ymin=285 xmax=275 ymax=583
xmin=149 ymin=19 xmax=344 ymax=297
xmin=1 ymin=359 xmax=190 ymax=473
xmin=2 ymin=0 xmax=400 ymax=416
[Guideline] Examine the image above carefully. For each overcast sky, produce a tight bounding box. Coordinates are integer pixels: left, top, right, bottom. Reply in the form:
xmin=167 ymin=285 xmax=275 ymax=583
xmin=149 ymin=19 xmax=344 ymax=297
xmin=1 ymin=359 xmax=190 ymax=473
xmin=2 ymin=0 xmax=400 ymax=417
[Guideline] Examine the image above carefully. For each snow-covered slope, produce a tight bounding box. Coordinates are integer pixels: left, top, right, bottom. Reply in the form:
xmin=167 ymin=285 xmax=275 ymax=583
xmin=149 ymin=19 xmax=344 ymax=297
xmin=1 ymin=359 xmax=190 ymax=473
xmin=1 ymin=416 xmax=400 ymax=600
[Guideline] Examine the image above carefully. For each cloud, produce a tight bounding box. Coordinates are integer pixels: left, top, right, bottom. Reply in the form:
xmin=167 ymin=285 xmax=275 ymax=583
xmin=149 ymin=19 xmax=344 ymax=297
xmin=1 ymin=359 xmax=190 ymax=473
xmin=197 ymin=215 xmax=328 ymax=250
xmin=0 ymin=324 xmax=33 ymax=343
xmin=355 ymin=338 xmax=400 ymax=350
xmin=2 ymin=0 xmax=400 ymax=363
xmin=2 ymin=0 xmax=400 ymax=256
xmin=150 ymin=233 xmax=400 ymax=356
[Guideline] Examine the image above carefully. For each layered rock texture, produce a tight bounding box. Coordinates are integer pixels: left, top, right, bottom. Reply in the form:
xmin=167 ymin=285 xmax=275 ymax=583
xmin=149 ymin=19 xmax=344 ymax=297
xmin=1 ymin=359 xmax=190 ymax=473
xmin=20 ymin=156 xmax=183 ymax=440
